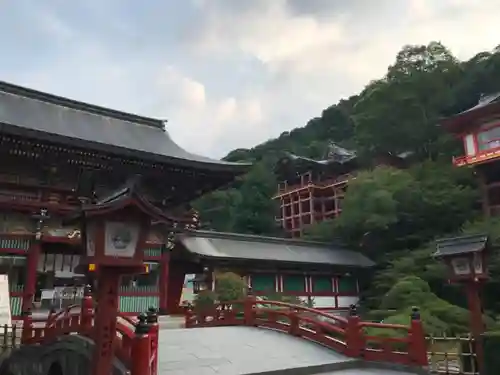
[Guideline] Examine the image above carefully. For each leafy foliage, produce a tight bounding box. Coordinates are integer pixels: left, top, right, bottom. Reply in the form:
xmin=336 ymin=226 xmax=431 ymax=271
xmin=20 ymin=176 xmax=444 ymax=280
xmin=214 ymin=272 xmax=247 ymax=303
xmin=368 ymin=276 xmax=493 ymax=337
xmin=193 ymin=42 xmax=500 ymax=319
xmin=193 ymin=290 xmax=217 ymax=313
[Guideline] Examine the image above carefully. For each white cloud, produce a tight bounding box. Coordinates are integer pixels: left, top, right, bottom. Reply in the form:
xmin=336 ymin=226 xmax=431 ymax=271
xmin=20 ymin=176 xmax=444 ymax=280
xmin=194 ymin=0 xmax=500 ymax=85
xmin=152 ymin=66 xmax=265 ymax=156
xmin=3 ymin=0 xmax=500 ymax=159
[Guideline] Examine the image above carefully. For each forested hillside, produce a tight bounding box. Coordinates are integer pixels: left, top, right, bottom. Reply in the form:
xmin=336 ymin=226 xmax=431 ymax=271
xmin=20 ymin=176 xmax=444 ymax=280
xmin=193 ymin=42 xmax=500 ymax=331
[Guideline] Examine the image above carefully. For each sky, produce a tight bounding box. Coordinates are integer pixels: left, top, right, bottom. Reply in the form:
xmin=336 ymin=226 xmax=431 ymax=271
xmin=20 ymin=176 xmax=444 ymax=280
xmin=1 ymin=0 xmax=499 ymax=159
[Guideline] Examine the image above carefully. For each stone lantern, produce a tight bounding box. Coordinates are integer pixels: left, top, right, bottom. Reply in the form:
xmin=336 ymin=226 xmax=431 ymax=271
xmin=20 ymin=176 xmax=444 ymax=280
xmin=68 ymin=176 xmax=181 ymax=375
xmin=434 ymin=234 xmax=489 ymax=283
xmin=434 ymin=233 xmax=490 ymax=373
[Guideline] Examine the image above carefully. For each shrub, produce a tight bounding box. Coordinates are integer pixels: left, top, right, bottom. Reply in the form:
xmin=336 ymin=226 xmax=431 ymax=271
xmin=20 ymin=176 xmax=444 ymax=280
xmin=193 ymin=290 xmax=217 ymax=313
xmin=378 ymin=276 xmax=494 ymax=335
xmin=214 ymin=272 xmax=247 ymax=303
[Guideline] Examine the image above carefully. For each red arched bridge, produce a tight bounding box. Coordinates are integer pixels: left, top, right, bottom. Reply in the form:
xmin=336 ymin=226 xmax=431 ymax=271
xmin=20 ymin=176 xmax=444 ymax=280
xmin=0 ymin=293 xmax=429 ymax=375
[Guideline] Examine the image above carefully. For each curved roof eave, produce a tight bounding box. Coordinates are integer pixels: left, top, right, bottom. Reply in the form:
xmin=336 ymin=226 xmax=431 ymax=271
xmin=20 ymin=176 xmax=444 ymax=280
xmin=0 ymin=81 xmax=252 ymax=174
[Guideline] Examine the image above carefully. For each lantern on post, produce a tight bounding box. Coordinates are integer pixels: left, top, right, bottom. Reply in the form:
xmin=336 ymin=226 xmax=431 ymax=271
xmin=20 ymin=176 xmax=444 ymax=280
xmin=434 ymin=233 xmax=489 ymax=373
xmin=192 ymin=274 xmax=208 ymax=294
xmin=68 ymin=176 xmax=183 ymax=375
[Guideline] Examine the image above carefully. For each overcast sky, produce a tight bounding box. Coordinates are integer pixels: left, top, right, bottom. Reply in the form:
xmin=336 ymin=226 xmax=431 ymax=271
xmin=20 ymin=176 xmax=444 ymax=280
xmin=1 ymin=0 xmax=499 ymax=158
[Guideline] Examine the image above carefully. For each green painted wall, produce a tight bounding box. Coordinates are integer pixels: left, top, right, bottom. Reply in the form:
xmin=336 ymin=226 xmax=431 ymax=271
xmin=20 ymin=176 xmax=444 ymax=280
xmin=10 ymin=296 xmax=22 ymax=316
xmin=0 ymin=238 xmax=31 ymax=251
xmin=119 ymin=296 xmax=159 ymax=313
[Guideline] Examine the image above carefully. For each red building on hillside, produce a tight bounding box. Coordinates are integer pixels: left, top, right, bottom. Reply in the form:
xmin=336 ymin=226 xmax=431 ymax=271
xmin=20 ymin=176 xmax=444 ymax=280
xmin=441 ymin=93 xmax=500 ymax=216
xmin=273 ymin=144 xmax=411 ymax=237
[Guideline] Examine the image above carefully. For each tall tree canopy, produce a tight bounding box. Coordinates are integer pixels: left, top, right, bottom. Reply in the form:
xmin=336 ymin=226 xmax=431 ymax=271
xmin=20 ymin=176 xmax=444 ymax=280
xmin=192 ymin=42 xmax=500 ymax=322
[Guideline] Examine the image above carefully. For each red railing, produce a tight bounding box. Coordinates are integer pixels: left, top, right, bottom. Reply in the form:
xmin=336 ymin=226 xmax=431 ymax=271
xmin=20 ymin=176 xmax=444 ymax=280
xmin=18 ymin=290 xmax=159 ymax=375
xmin=184 ymin=296 xmax=428 ymax=368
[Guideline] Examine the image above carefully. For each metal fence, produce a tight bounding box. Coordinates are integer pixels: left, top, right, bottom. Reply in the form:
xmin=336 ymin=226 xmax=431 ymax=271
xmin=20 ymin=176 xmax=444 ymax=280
xmin=427 ymin=334 xmax=478 ymax=375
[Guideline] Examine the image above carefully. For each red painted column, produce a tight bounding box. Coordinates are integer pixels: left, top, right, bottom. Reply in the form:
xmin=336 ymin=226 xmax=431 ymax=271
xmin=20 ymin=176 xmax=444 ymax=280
xmin=20 ymin=310 xmax=33 ymax=345
xmin=465 ymin=281 xmax=485 ymax=373
xmin=22 ymin=239 xmax=40 ymax=315
xmin=166 ymin=264 xmax=186 ymax=314
xmin=131 ymin=314 xmax=151 ymax=375
xmin=344 ymin=305 xmax=362 ymax=358
xmin=91 ymin=267 xmax=121 ymax=375
xmin=408 ymin=307 xmax=428 ymax=366
xmin=159 ymin=248 xmax=170 ymax=315
xmin=147 ymin=307 xmax=159 ymax=375
xmin=80 ymin=285 xmax=94 ymax=334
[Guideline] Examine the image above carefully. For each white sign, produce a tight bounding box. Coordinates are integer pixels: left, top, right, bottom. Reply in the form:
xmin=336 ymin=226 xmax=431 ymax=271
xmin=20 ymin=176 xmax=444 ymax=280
xmin=105 ymin=221 xmax=139 ymax=257
xmin=0 ymin=274 xmax=12 ymax=326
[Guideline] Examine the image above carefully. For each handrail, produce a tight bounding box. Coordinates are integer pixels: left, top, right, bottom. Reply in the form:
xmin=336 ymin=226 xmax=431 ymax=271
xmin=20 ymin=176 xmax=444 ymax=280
xmin=185 ymin=297 xmax=428 ymax=368
xmin=44 ymin=304 xmax=81 ymax=325
xmin=359 ymin=321 xmax=410 ymax=330
xmin=252 ymin=299 xmax=348 ymax=325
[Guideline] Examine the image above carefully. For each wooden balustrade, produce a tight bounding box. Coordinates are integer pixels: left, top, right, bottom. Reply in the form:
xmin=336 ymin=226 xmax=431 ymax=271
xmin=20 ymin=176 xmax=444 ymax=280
xmin=17 ymin=293 xmax=159 ymax=375
xmin=184 ymin=297 xmax=428 ymax=368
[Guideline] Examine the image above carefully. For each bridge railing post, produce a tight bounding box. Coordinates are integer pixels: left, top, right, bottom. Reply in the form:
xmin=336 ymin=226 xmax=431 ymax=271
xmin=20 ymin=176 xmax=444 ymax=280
xmin=288 ymin=309 xmax=300 ymax=336
xmin=184 ymin=303 xmax=194 ymax=328
xmin=21 ymin=309 xmax=33 ymax=345
xmin=408 ymin=306 xmax=428 ymax=367
xmin=80 ymin=284 xmax=93 ymax=334
xmin=131 ymin=313 xmax=151 ymax=375
xmin=147 ymin=307 xmax=159 ymax=375
xmin=344 ymin=304 xmax=363 ymax=358
xmin=244 ymin=294 xmax=255 ymax=326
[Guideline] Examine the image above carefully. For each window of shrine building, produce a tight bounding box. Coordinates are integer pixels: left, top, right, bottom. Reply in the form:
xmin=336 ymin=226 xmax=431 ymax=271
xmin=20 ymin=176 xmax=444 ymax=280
xmin=311 ymin=275 xmax=333 ymax=293
xmin=282 ymin=275 xmax=305 ymax=293
xmin=477 ymin=122 xmax=500 ymax=151
xmin=338 ymin=276 xmax=357 ymax=294
xmin=120 ymin=262 xmax=159 ymax=292
xmin=250 ymin=274 xmax=275 ymax=293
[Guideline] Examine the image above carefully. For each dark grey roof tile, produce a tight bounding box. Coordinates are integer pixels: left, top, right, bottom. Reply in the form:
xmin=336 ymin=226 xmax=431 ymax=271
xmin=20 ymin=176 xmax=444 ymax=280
xmin=178 ymin=230 xmax=374 ymax=267
xmin=434 ymin=233 xmax=488 ymax=257
xmin=0 ymin=81 xmax=250 ymax=172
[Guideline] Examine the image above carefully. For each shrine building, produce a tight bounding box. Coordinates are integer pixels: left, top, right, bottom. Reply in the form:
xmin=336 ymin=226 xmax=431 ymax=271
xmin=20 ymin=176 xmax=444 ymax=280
xmin=0 ymin=80 xmax=374 ymax=318
xmin=273 ymin=145 xmax=412 ymax=237
xmin=441 ymin=93 xmax=500 ymax=216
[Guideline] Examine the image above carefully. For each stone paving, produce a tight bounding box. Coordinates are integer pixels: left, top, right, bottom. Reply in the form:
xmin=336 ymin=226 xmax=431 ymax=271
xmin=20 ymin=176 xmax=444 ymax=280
xmin=157 ymin=326 xmax=352 ymax=374
xmin=321 ymin=370 xmax=421 ymax=375
xmin=157 ymin=326 xmax=421 ymax=375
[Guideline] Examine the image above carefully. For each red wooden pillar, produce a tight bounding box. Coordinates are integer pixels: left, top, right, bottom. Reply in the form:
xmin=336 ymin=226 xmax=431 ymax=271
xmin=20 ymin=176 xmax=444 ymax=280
xmin=465 ymin=281 xmax=485 ymax=373
xmin=23 ymin=209 xmax=49 ymax=316
xmin=158 ymin=248 xmax=170 ymax=315
xmin=131 ymin=314 xmax=151 ymax=375
xmin=408 ymin=307 xmax=428 ymax=366
xmin=166 ymin=264 xmax=186 ymax=314
xmin=147 ymin=307 xmax=159 ymax=375
xmin=80 ymin=285 xmax=94 ymax=334
xmin=20 ymin=310 xmax=33 ymax=345
xmin=91 ymin=268 xmax=121 ymax=375
xmin=22 ymin=240 xmax=40 ymax=315
xmin=344 ymin=305 xmax=362 ymax=358
xmin=244 ymin=294 xmax=255 ymax=326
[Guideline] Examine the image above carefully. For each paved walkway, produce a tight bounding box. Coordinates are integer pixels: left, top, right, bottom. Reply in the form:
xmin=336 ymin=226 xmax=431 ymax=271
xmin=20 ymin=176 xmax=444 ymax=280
xmin=157 ymin=326 xmax=421 ymax=375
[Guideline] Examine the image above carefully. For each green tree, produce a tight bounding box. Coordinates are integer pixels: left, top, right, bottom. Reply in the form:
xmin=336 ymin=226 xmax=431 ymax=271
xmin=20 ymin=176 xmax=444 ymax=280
xmin=214 ymin=272 xmax=247 ymax=303
xmin=353 ymin=42 xmax=462 ymax=159
xmin=192 ymin=42 xmax=500 ymax=318
xmin=332 ymin=163 xmax=477 ymax=258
